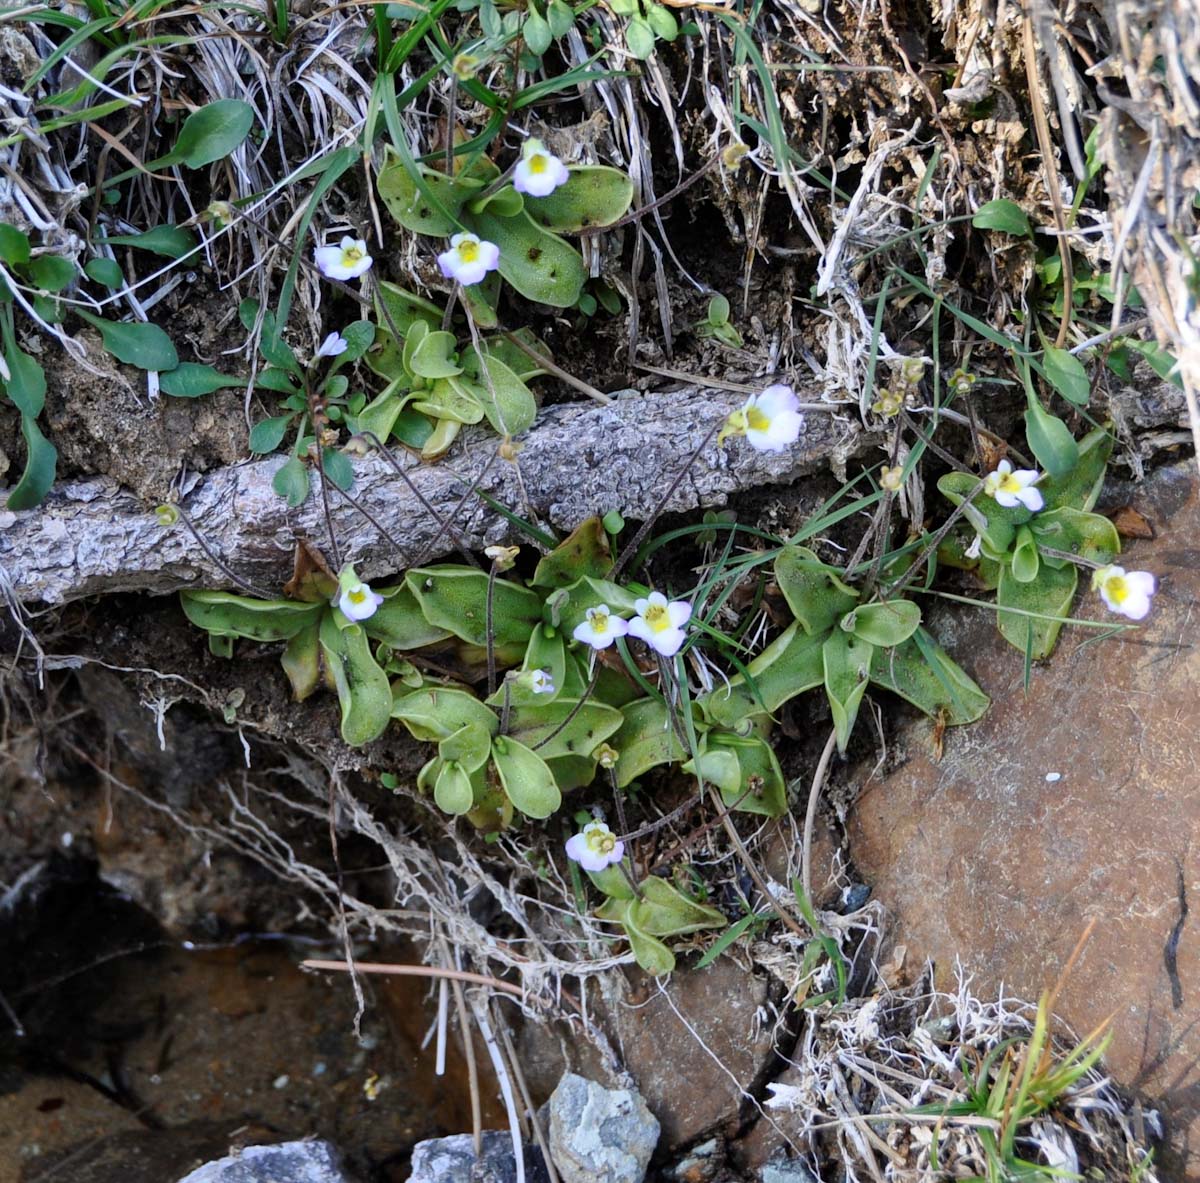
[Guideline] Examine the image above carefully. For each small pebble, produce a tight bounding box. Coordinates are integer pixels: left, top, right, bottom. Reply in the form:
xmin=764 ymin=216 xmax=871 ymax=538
xmin=273 ymin=1074 xmax=290 ymax=1089
xmin=1045 ymin=772 xmax=1062 ymax=783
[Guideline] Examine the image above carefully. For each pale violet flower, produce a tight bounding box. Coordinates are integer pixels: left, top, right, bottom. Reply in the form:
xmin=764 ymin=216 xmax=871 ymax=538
xmin=573 ymin=604 xmax=629 ymax=650
xmin=513 ymin=138 xmax=570 ymax=198
xmin=1093 ymin=564 xmax=1156 ymax=621
xmin=530 ymin=668 xmax=556 ymax=695
xmin=317 ymin=330 xmax=349 ymax=358
xmin=627 ymin=591 xmax=691 ymax=658
xmin=983 ymin=459 xmax=1043 ymax=511
xmin=565 ymin=820 xmax=625 ymax=873
xmin=964 ymin=533 xmax=983 ymax=560
xmin=337 ymin=578 xmax=384 ymax=622
xmin=314 ymin=235 xmax=373 ymax=281
xmin=437 ymin=232 xmax=500 ymax=286
xmin=719 ymin=384 xmax=803 ymax=452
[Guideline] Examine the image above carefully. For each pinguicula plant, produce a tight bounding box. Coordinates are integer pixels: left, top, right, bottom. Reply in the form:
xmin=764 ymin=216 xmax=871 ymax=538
xmin=242 ymin=300 xmax=375 ymax=505
xmin=376 ymin=139 xmax=634 ymax=322
xmin=938 ymin=423 xmax=1156 ymax=657
xmin=358 ymin=282 xmax=548 ymax=459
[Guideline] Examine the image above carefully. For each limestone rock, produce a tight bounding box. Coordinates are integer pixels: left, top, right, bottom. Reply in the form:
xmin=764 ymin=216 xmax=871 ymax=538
xmin=547 ymin=1074 xmax=659 ymax=1183
xmin=176 ymin=1141 xmax=353 ymax=1183
xmin=407 ymin=1132 xmax=549 ymax=1183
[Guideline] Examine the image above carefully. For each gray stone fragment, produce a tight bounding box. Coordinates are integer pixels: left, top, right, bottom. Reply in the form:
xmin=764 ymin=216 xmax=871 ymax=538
xmin=547 ymin=1073 xmax=660 ymax=1183
xmin=407 ymin=1131 xmax=549 ymax=1183
xmin=759 ymin=1154 xmax=818 ymax=1183
xmin=175 ymin=1140 xmax=354 ymax=1183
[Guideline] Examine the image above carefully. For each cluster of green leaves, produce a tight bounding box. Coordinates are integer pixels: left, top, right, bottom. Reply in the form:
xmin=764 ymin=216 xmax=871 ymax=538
xmin=377 ymin=149 xmax=634 ymax=316
xmin=241 ymin=300 xmax=373 ymax=505
xmin=1 ymin=99 xmax=257 ymax=509
xmin=938 ymin=424 xmax=1120 ymax=659
xmin=177 ymin=495 xmax=993 ymax=971
xmin=588 ymin=863 xmax=725 ymax=975
xmin=359 ymin=283 xmax=546 ymax=459
xmin=694 ymin=293 xmax=744 ymax=349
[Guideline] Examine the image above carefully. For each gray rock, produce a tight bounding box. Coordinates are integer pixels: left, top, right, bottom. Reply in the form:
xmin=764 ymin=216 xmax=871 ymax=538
xmin=759 ymin=1155 xmax=818 ymax=1183
xmin=547 ymin=1073 xmax=660 ymax=1183
xmin=176 ymin=1140 xmax=353 ymax=1183
xmin=407 ymin=1131 xmax=549 ymax=1183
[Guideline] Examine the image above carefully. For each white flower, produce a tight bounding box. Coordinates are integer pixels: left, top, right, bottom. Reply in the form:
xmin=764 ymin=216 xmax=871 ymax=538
xmin=437 ymin=232 xmax=500 ymax=286
xmin=964 ymin=533 xmax=982 ymax=560
xmin=530 ymin=668 xmax=556 ymax=695
xmin=1093 ymin=564 xmax=1156 ymax=621
xmin=627 ymin=590 xmax=692 ymax=657
xmin=317 ymin=330 xmax=349 ymax=358
xmin=719 ymin=384 xmax=803 ymax=452
xmin=573 ymin=603 xmax=629 ymax=649
xmin=314 ymin=236 xmax=373 ymax=281
xmin=982 ymin=459 xmax=1043 ymax=511
xmin=337 ymin=579 xmax=384 ymax=622
xmin=565 ymin=820 xmax=625 ymax=872
xmin=513 ymin=138 xmax=570 ymax=198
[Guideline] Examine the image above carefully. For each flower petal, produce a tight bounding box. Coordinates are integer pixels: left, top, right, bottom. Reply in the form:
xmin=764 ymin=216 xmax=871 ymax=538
xmin=666 ymin=600 xmax=692 ymax=628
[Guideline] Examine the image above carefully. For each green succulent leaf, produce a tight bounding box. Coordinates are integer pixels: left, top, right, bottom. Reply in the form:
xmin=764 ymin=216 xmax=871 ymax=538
xmin=372 ymin=282 xmax=443 ymax=350
xmin=1024 ymin=381 xmax=1078 ymax=479
xmin=700 ymin=622 xmax=826 ymax=728
xmin=439 ymin=721 xmax=493 ymax=774
xmin=281 ymin=615 xmax=322 ymax=700
xmin=1029 ymin=507 xmax=1120 ymax=568
xmin=1037 ymin=423 xmax=1112 ymax=513
xmin=378 ymin=152 xmax=475 ymax=235
xmin=774 ymin=547 xmax=859 ymax=635
xmin=412 ymin=376 xmax=485 ymax=425
xmin=405 ymin=566 xmax=544 ymax=650
xmin=822 ymin=629 xmax=874 ymax=754
xmin=504 ymin=698 xmax=623 ymax=759
xmin=318 ymin=613 xmax=393 ymax=747
xmin=635 ymin=876 xmax=726 ymax=936
xmin=363 ymin=584 xmax=453 ymax=650
xmin=532 ymin=517 xmax=612 ymax=588
xmin=179 ymin=591 xmax=323 ymax=641
xmin=523 ymin=167 xmax=635 ymax=233
xmin=840 ymin=600 xmax=921 ymax=648
xmin=1011 ymin=525 xmax=1041 ymax=584
xmin=355 ymin=381 xmax=413 ymax=444
xmin=491 ymin=734 xmax=561 ymax=818
xmin=686 ymin=732 xmax=787 ymax=817
xmin=461 ymin=347 xmax=538 ymax=437
xmin=597 ymin=897 xmax=675 ymax=975
xmin=869 ymin=628 xmax=989 ymax=725
xmin=434 ymin=761 xmax=475 ymax=815
xmin=409 ymin=330 xmax=463 ymax=379
xmin=612 ymin=697 xmax=688 ymax=787
xmin=392 ymin=685 xmax=500 ymax=742
xmin=996 ymin=562 xmax=1078 ymax=659
xmin=937 ymin=471 xmax=1029 ymax=554
xmin=468 ymin=206 xmax=586 ymax=307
